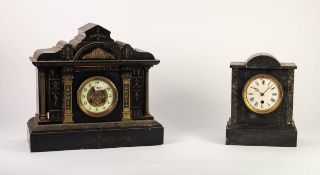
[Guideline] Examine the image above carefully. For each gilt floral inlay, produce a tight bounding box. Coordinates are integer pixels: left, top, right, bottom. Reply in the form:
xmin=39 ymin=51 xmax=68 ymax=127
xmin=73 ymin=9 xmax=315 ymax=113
xmin=82 ymin=48 xmax=115 ymax=59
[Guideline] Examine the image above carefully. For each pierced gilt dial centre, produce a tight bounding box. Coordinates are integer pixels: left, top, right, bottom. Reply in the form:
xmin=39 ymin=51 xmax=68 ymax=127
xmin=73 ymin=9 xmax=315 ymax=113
xmin=243 ymin=74 xmax=283 ymax=114
xmin=87 ymin=87 xmax=107 ymax=107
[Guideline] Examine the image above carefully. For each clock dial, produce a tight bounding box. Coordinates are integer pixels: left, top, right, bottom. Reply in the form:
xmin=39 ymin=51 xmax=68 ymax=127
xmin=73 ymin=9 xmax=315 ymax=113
xmin=242 ymin=74 xmax=283 ymax=114
xmin=77 ymin=76 xmax=118 ymax=117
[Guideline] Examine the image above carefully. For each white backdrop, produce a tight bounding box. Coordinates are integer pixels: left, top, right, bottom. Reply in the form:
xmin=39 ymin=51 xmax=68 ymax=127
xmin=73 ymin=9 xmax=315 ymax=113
xmin=0 ymin=0 xmax=320 ymax=174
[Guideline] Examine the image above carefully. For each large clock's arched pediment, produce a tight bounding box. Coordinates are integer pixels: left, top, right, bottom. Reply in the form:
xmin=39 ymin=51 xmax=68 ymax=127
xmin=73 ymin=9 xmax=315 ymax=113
xmin=31 ymin=23 xmax=159 ymax=66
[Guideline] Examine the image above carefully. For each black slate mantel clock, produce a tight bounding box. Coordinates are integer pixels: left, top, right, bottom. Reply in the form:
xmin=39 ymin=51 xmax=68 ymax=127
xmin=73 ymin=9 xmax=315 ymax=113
xmin=226 ymin=53 xmax=297 ymax=147
xmin=27 ymin=23 xmax=163 ymax=152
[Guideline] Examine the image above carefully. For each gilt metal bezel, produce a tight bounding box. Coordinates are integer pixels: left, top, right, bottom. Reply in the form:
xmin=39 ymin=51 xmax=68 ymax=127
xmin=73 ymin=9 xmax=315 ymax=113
xmin=77 ymin=76 xmax=118 ymax=117
xmin=242 ymin=74 xmax=283 ymax=115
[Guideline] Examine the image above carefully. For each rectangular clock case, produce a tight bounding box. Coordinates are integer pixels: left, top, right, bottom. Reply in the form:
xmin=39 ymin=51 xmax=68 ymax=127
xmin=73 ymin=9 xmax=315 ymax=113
xmin=226 ymin=54 xmax=297 ymax=147
xmin=27 ymin=23 xmax=163 ymax=152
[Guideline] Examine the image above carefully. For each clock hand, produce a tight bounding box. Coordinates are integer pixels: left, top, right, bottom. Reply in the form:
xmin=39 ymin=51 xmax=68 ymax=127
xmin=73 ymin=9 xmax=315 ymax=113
xmin=252 ymin=87 xmax=263 ymax=95
xmin=262 ymin=85 xmax=273 ymax=94
xmin=262 ymin=87 xmax=270 ymax=94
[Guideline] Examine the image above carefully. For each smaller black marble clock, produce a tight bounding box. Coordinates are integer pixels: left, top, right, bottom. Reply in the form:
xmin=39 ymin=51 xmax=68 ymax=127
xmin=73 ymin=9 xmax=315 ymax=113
xmin=226 ymin=53 xmax=297 ymax=147
xmin=27 ymin=23 xmax=163 ymax=152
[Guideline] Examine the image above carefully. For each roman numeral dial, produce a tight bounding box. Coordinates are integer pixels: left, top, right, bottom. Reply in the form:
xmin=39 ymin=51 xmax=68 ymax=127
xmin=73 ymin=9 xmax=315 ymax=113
xmin=77 ymin=76 xmax=118 ymax=117
xmin=242 ymin=74 xmax=283 ymax=114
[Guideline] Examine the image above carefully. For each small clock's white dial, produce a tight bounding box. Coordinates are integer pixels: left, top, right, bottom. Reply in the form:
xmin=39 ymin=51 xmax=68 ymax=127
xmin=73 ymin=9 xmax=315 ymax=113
xmin=77 ymin=76 xmax=118 ymax=117
xmin=242 ymin=74 xmax=283 ymax=114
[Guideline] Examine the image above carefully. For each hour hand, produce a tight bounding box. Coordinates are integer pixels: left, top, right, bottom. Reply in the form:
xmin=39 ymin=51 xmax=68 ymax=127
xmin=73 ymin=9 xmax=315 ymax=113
xmin=252 ymin=87 xmax=263 ymax=94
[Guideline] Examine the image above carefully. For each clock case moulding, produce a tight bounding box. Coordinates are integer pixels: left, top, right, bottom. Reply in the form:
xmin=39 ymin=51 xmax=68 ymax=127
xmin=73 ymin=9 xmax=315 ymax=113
xmin=27 ymin=23 xmax=163 ymax=152
xmin=226 ymin=53 xmax=297 ymax=147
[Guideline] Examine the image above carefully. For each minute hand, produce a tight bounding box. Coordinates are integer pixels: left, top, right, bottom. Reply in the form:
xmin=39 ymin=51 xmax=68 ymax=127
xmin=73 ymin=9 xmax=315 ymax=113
xmin=262 ymin=86 xmax=272 ymax=94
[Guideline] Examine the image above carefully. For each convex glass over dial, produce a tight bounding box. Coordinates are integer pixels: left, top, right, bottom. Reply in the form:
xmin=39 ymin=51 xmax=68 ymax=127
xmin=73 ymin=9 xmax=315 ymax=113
xmin=242 ymin=74 xmax=283 ymax=114
xmin=77 ymin=76 xmax=118 ymax=117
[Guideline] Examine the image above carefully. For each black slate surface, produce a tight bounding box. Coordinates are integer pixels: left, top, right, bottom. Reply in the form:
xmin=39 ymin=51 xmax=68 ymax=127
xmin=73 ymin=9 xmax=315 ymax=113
xmin=226 ymin=121 xmax=297 ymax=147
xmin=28 ymin=117 xmax=164 ymax=152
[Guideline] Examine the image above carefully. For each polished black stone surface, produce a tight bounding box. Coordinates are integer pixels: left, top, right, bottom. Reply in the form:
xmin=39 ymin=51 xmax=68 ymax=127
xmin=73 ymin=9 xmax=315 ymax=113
xmin=28 ymin=117 xmax=164 ymax=152
xmin=226 ymin=122 xmax=297 ymax=147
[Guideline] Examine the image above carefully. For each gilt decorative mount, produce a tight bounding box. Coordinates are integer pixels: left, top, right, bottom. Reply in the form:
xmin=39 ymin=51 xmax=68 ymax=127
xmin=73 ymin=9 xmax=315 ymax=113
xmin=81 ymin=48 xmax=115 ymax=60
